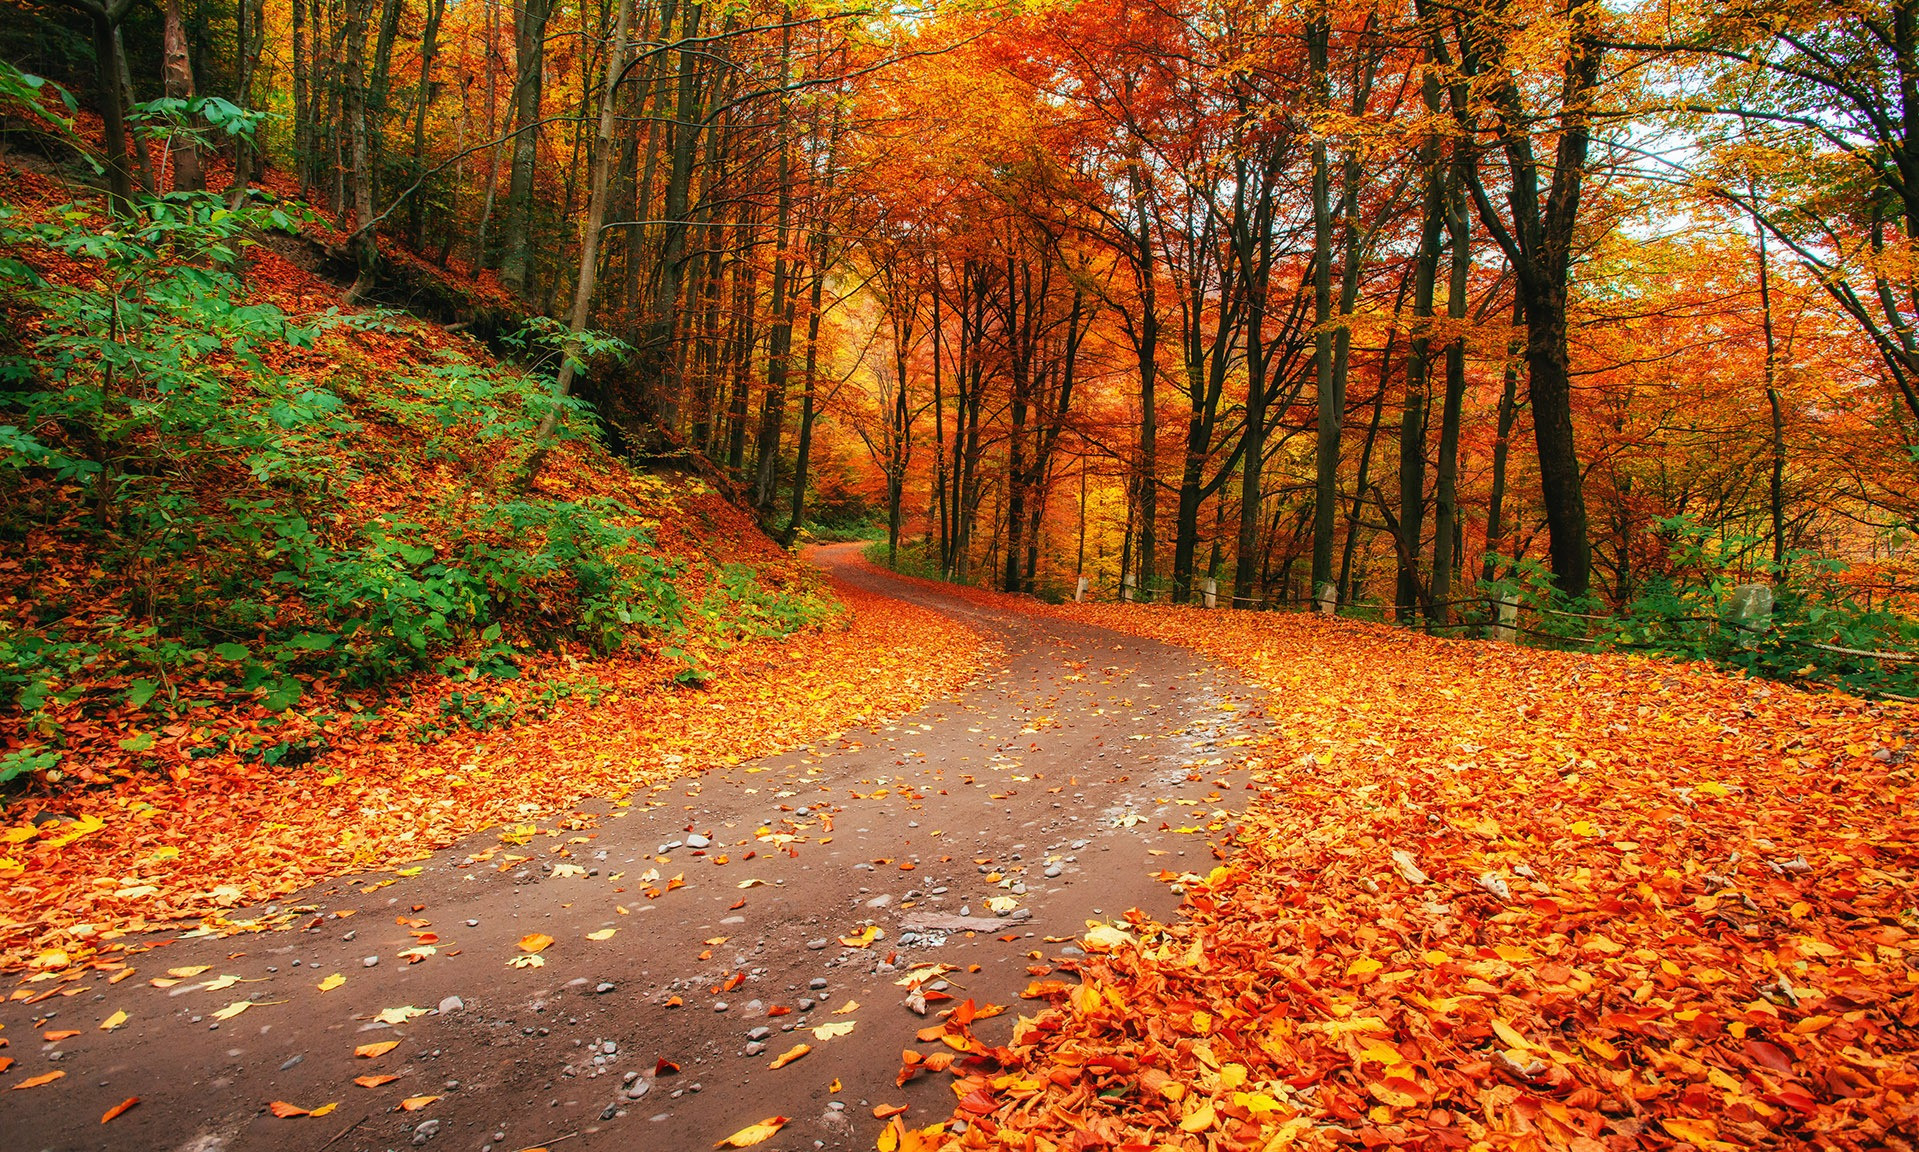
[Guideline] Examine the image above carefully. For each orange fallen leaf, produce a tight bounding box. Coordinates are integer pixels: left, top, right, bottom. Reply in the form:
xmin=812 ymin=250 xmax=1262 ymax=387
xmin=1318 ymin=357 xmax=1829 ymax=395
xmin=769 ymin=1043 xmax=811 ymax=1068
xmin=399 ymin=1095 xmax=440 ymax=1111
xmin=267 ymin=1100 xmax=309 ymax=1117
xmin=14 ymin=1070 xmax=64 ymax=1089
xmin=518 ymin=933 xmax=554 ymax=953
xmin=100 ymin=1096 xmax=139 ymax=1123
xmin=873 ymin=1103 xmax=909 ymax=1119
xmin=355 ymin=1040 xmax=400 ymax=1059
xmin=42 ymin=1030 xmax=81 ymax=1042
xmin=354 ymin=1074 xmax=401 ymax=1088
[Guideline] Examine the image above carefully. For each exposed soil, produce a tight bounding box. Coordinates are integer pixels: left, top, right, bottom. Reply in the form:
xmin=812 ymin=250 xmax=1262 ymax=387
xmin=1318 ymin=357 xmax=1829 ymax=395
xmin=1 ymin=544 xmax=1268 ymax=1152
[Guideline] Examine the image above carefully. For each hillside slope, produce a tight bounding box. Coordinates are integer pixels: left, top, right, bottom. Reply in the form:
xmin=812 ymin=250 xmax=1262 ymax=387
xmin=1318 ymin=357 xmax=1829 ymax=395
xmin=0 ymin=160 xmax=986 ymax=973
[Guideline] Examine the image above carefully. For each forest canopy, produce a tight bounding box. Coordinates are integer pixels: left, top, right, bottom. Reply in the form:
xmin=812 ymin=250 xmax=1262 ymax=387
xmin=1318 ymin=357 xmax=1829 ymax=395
xmin=2 ymin=0 xmax=1917 ymax=690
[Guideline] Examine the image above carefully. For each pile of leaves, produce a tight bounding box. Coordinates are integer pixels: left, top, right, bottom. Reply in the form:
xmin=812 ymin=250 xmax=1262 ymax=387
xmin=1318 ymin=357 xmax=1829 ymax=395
xmin=930 ymin=607 xmax=1916 ymax=1151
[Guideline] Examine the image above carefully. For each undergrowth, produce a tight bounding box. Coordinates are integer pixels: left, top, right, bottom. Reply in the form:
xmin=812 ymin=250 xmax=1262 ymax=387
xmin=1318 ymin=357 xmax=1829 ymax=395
xmin=0 ymin=89 xmax=835 ymax=795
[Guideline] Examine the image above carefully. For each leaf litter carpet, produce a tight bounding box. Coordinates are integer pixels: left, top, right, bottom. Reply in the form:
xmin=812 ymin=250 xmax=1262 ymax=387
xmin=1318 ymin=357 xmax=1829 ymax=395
xmin=910 ymin=608 xmax=1916 ymax=1152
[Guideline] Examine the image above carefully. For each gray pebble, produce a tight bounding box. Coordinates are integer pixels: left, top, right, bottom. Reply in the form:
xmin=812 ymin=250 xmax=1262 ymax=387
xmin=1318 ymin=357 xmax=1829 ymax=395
xmin=362 ymin=956 xmax=380 ymax=968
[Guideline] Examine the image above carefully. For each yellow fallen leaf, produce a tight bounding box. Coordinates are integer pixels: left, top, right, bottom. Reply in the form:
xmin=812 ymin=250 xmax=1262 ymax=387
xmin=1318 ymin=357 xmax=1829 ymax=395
xmin=373 ymin=1006 xmax=428 ymax=1025
xmin=309 ymin=1102 xmax=339 ymax=1117
xmin=716 ymin=1117 xmax=787 ymax=1147
xmin=318 ymin=974 xmax=346 ymax=992
xmin=99 ymin=1010 xmax=128 ymax=1031
xmin=769 ymin=1043 xmax=811 ymax=1069
xmin=838 ymin=925 xmax=883 ymax=948
xmin=586 ymin=929 xmax=617 ymax=941
xmin=506 ymin=954 xmax=546 ymax=969
xmin=833 ymin=1000 xmax=860 ymax=1014
xmin=1179 ymin=1101 xmax=1216 ymax=1132
xmin=518 ymin=933 xmax=555 ymax=953
xmin=166 ymin=966 xmax=212 ymax=978
xmin=812 ymin=1021 xmax=855 ymax=1040
xmin=737 ymin=879 xmax=765 ymax=888
xmin=211 ymin=1000 xmax=255 ymax=1021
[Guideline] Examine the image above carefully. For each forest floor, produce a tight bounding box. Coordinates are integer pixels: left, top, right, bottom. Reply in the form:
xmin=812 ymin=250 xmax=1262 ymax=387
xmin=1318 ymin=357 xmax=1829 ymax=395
xmin=2 ymin=546 xmax=1915 ymax=1152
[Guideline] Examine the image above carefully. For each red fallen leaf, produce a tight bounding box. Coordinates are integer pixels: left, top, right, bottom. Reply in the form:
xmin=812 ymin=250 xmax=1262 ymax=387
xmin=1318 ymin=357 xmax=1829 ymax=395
xmin=722 ymin=972 xmax=745 ymax=993
xmin=1744 ymin=1039 xmax=1796 ymax=1075
xmin=958 ymin=1087 xmax=997 ymax=1114
xmin=767 ymin=1005 xmax=792 ymax=1017
xmin=729 ymin=898 xmax=747 ymax=910
xmin=101 ymin=1096 xmax=139 ymax=1123
xmin=656 ymin=1059 xmax=681 ymax=1076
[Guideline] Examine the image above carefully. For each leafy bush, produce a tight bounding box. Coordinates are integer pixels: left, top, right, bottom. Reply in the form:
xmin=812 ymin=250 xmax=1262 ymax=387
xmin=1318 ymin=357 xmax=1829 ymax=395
xmin=1484 ymin=518 xmax=1919 ymax=697
xmin=0 ymin=127 xmax=681 ymax=764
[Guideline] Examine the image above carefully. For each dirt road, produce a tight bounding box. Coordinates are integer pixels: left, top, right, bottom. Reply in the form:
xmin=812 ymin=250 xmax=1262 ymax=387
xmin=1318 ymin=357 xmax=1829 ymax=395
xmin=4 ymin=545 xmax=1268 ymax=1152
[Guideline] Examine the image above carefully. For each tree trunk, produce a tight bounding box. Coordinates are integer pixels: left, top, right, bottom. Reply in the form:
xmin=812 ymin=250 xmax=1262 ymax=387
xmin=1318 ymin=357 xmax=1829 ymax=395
xmin=521 ymin=0 xmax=632 ymax=484
xmin=162 ymin=0 xmax=205 ymax=192
xmin=501 ymin=0 xmax=555 ymax=295
xmin=1307 ymin=5 xmax=1338 ymax=597
xmin=341 ymin=0 xmax=379 ymax=302
xmin=408 ymin=0 xmax=447 ymax=248
xmin=1429 ymin=77 xmax=1471 ymax=627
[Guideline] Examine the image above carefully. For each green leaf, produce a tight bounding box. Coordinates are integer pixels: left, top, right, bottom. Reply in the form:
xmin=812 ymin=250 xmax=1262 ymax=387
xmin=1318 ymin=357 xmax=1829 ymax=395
xmin=126 ymin=679 xmax=159 ymax=708
xmin=286 ymin=632 xmax=338 ymax=651
xmin=212 ymin=642 xmax=250 ymax=661
xmin=118 ymin=731 xmax=156 ymax=752
xmin=262 ymin=678 xmax=303 ymax=711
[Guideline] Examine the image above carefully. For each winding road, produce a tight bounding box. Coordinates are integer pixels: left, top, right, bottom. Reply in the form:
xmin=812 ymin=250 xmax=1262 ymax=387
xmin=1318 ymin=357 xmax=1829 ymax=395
xmin=4 ymin=544 xmax=1270 ymax=1152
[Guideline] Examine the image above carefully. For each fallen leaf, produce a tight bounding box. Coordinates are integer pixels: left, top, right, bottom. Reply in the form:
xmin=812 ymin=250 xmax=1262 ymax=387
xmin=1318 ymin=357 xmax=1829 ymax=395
xmin=769 ymin=1043 xmax=811 ymax=1068
xmin=100 ymin=1096 xmax=139 ymax=1123
xmin=812 ymin=1021 xmax=855 ymax=1040
xmin=715 ymin=1116 xmax=787 ymax=1147
xmin=317 ymin=974 xmax=345 ymax=992
xmin=586 ymin=928 xmax=617 ymax=941
xmin=13 ymin=1071 xmax=65 ymax=1090
xmin=356 ymin=1040 xmax=400 ymax=1058
xmin=354 ymin=1074 xmax=400 ymax=1088
xmin=372 ymin=1006 xmax=428 ymax=1025
xmin=400 ymin=1095 xmax=440 ymax=1111
xmin=99 ymin=1011 xmax=127 ymax=1031
xmin=518 ymin=933 xmax=555 ymax=953
xmin=267 ymin=1101 xmax=309 ymax=1118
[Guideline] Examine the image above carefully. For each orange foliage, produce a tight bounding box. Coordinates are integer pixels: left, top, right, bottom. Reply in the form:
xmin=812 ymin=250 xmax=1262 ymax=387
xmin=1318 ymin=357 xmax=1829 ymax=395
xmin=935 ymin=604 xmax=1917 ymax=1150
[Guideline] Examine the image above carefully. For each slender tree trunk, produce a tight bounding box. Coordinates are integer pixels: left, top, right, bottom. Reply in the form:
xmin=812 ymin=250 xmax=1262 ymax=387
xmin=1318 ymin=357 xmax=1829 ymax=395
xmin=1755 ymin=212 xmax=1787 ymax=567
xmin=501 ymin=0 xmax=555 ymax=294
xmin=409 ymin=0 xmax=447 ymax=248
xmin=341 ymin=0 xmax=379 ymax=302
xmin=162 ymin=0 xmax=205 ymax=192
xmin=522 ymin=0 xmax=632 ymax=484
xmin=1307 ymin=6 xmax=1338 ymax=597
xmin=752 ymin=26 xmax=797 ymax=515
xmin=1429 ymin=79 xmax=1471 ymax=627
xmin=1481 ymin=298 xmax=1525 ymax=583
